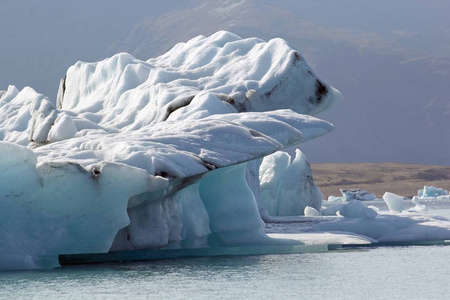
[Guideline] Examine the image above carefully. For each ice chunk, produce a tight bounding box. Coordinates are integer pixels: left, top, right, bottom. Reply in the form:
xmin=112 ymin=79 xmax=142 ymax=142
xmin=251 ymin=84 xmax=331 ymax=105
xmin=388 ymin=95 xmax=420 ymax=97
xmin=259 ymin=149 xmax=323 ymax=216
xmin=368 ymin=205 xmax=380 ymax=212
xmin=267 ymin=232 xmax=376 ymax=246
xmin=29 ymin=97 xmax=58 ymax=143
xmin=383 ymin=192 xmax=406 ymax=212
xmin=411 ymin=196 xmax=426 ymax=211
xmin=321 ymin=203 xmax=346 ymax=216
xmin=304 ymin=206 xmax=321 ymax=217
xmin=418 ymin=186 xmax=449 ymax=198
xmin=337 ymin=200 xmax=378 ymax=219
xmin=314 ymin=211 xmax=450 ymax=243
xmin=327 ymin=195 xmax=344 ymax=202
xmin=340 ymin=188 xmax=377 ymax=201
xmin=47 ymin=113 xmax=77 ymax=141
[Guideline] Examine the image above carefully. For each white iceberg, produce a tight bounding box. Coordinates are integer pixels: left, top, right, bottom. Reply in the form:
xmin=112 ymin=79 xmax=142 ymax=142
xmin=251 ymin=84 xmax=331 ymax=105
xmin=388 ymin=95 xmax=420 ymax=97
xmin=3 ymin=30 xmax=448 ymax=271
xmin=0 ymin=32 xmax=341 ymax=270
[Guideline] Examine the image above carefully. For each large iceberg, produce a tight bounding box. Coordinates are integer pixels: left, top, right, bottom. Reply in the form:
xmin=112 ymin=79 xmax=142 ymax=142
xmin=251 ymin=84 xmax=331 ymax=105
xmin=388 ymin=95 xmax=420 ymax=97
xmin=0 ymin=31 xmax=341 ymax=270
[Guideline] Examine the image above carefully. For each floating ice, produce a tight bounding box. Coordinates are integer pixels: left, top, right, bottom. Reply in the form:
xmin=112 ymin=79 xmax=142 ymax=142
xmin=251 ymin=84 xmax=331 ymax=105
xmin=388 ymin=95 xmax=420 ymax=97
xmin=418 ymin=186 xmax=449 ymax=198
xmin=383 ymin=192 xmax=406 ymax=212
xmin=340 ymin=188 xmax=377 ymax=201
xmin=0 ymin=31 xmax=341 ymax=270
xmin=259 ymin=149 xmax=323 ymax=216
xmin=304 ymin=206 xmax=321 ymax=217
xmin=337 ymin=200 xmax=378 ymax=219
xmin=367 ymin=205 xmax=380 ymax=212
xmin=321 ymin=203 xmax=345 ymax=216
xmin=327 ymin=195 xmax=344 ymax=202
xmin=325 ymin=189 xmax=377 ymax=203
xmin=314 ymin=211 xmax=450 ymax=243
xmin=411 ymin=196 xmax=426 ymax=211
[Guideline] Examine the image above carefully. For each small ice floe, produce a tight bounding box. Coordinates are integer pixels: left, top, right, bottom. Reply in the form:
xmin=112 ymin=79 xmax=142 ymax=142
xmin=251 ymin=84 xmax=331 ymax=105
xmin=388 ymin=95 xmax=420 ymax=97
xmin=383 ymin=192 xmax=406 ymax=212
xmin=321 ymin=201 xmax=377 ymax=218
xmin=337 ymin=200 xmax=378 ymax=219
xmin=314 ymin=210 xmax=450 ymax=243
xmin=340 ymin=188 xmax=377 ymax=201
xmin=418 ymin=186 xmax=449 ymax=198
xmin=327 ymin=195 xmax=344 ymax=202
xmin=304 ymin=206 xmax=321 ymax=217
xmin=326 ymin=188 xmax=378 ymax=203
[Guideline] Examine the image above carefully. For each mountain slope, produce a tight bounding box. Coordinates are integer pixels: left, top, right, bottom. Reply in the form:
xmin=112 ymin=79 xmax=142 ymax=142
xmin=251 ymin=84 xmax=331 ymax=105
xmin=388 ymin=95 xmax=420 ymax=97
xmin=109 ymin=0 xmax=450 ymax=165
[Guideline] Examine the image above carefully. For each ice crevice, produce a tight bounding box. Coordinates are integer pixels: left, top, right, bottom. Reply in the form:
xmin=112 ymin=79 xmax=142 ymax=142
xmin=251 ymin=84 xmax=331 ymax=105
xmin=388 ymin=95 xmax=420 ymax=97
xmin=0 ymin=31 xmax=342 ymax=270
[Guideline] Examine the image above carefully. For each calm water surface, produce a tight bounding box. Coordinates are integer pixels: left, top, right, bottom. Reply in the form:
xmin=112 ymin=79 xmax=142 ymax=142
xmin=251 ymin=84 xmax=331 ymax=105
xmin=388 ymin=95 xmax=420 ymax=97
xmin=1 ymin=209 xmax=449 ymax=299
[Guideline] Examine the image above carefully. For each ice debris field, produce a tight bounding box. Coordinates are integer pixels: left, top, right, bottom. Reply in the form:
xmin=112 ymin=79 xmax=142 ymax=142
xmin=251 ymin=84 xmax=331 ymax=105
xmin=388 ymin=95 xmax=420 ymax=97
xmin=0 ymin=31 xmax=449 ymax=271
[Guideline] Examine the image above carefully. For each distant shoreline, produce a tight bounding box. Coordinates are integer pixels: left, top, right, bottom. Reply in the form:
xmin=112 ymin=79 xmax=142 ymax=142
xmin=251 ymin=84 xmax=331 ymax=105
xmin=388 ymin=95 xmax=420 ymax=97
xmin=311 ymin=163 xmax=450 ymax=199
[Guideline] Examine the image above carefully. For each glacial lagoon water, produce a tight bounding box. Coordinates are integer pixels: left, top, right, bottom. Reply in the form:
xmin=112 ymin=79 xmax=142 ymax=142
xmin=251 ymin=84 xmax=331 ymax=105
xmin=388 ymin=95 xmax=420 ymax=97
xmin=1 ymin=209 xmax=449 ymax=299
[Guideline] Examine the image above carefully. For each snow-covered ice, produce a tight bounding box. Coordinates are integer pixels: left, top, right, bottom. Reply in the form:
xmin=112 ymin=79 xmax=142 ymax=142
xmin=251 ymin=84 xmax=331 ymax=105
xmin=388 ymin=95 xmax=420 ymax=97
xmin=337 ymin=200 xmax=378 ymax=219
xmin=259 ymin=149 xmax=323 ymax=216
xmin=313 ymin=210 xmax=450 ymax=243
xmin=0 ymin=31 xmax=342 ymax=270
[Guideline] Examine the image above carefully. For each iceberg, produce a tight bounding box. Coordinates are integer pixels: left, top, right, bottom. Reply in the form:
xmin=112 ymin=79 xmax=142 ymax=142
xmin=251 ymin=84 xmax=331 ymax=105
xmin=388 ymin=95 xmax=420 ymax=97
xmin=0 ymin=31 xmax=342 ymax=270
xmin=418 ymin=186 xmax=449 ymax=198
xmin=5 ymin=30 xmax=447 ymax=271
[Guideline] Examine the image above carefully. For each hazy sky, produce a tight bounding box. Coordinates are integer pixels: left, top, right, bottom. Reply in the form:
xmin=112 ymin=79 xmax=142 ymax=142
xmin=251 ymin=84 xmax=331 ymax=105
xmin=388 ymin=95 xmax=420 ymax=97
xmin=2 ymin=0 xmax=449 ymax=96
xmin=0 ymin=0 xmax=187 ymax=98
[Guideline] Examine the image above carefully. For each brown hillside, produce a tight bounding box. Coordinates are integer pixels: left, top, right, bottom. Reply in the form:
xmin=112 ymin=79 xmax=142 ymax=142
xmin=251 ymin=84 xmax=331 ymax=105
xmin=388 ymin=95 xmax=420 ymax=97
xmin=311 ymin=163 xmax=450 ymax=198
